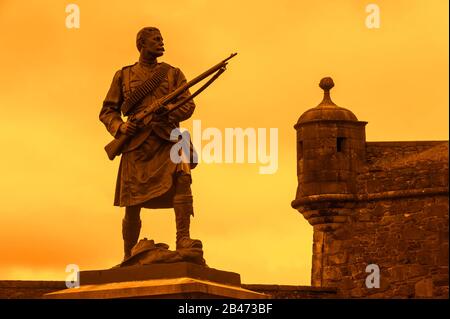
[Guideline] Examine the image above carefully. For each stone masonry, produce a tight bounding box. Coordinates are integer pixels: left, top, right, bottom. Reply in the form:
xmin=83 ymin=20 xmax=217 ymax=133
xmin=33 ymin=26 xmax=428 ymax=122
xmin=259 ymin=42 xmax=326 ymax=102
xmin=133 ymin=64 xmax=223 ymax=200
xmin=292 ymin=77 xmax=449 ymax=298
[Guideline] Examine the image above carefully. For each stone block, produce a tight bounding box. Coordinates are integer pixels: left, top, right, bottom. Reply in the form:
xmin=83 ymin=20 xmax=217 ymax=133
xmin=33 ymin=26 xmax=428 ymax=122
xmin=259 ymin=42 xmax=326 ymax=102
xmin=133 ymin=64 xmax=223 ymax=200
xmin=316 ymin=126 xmax=338 ymax=138
xmin=393 ymin=284 xmax=414 ymax=298
xmin=405 ymin=265 xmax=427 ymax=279
xmin=372 ymin=205 xmax=384 ymax=217
xmin=302 ymin=170 xmax=321 ymax=183
xmin=358 ymin=212 xmax=372 ymax=222
xmin=322 ymin=267 xmax=342 ymax=281
xmin=389 ymin=266 xmax=407 ymax=283
xmin=319 ymin=182 xmax=349 ymax=194
xmin=44 ymin=277 xmax=269 ymax=299
xmin=417 ymin=252 xmax=433 ymax=266
xmin=425 ymin=205 xmax=449 ymax=218
xmin=327 ymin=239 xmax=345 ymax=254
xmin=79 ymin=262 xmax=241 ymax=287
xmin=327 ymin=252 xmax=348 ymax=265
xmin=438 ymin=244 xmax=449 ymax=265
xmin=313 ymin=230 xmax=325 ymax=243
xmin=380 ymin=215 xmax=397 ymax=226
xmin=414 ymin=278 xmax=434 ymax=298
xmin=402 ymin=226 xmax=424 ymax=240
xmin=318 ymin=170 xmax=341 ymax=182
xmin=301 ymin=182 xmax=321 ymax=195
xmin=340 ymin=278 xmax=356 ymax=291
xmin=349 ymin=287 xmax=365 ymax=298
xmin=432 ymin=274 xmax=449 ymax=287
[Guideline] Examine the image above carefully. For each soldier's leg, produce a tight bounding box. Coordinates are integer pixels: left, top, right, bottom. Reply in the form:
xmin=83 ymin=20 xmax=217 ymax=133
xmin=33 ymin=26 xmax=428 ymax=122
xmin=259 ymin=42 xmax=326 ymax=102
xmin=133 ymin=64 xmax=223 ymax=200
xmin=122 ymin=206 xmax=141 ymax=260
xmin=173 ymin=173 xmax=202 ymax=250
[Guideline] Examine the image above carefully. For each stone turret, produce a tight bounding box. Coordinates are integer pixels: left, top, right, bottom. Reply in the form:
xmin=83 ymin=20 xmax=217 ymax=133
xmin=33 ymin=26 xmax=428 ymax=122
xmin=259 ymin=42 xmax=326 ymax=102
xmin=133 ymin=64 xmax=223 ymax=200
xmin=291 ymin=77 xmax=367 ymax=232
xmin=290 ymin=78 xmax=448 ymax=297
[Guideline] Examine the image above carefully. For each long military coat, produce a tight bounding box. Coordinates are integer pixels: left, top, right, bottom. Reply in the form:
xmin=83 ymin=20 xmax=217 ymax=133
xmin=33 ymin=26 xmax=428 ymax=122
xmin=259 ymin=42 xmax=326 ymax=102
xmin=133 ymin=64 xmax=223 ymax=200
xmin=100 ymin=61 xmax=196 ymax=208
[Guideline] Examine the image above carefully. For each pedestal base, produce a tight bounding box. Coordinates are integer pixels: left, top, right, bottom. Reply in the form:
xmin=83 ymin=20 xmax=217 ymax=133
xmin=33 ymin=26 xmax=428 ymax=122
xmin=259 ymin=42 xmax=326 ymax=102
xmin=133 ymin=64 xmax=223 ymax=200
xmin=79 ymin=262 xmax=240 ymax=286
xmin=44 ymin=277 xmax=268 ymax=299
xmin=44 ymin=262 xmax=269 ymax=299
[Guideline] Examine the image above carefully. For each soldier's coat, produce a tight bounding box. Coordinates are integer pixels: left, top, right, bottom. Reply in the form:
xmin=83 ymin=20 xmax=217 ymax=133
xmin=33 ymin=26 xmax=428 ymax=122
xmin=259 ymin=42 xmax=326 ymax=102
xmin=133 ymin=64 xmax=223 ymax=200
xmin=100 ymin=61 xmax=196 ymax=208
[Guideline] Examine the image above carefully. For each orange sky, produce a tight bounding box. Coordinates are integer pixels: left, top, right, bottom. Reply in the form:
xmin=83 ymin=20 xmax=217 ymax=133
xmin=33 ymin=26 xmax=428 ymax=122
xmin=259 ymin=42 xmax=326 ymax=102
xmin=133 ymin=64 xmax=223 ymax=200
xmin=0 ymin=0 xmax=448 ymax=285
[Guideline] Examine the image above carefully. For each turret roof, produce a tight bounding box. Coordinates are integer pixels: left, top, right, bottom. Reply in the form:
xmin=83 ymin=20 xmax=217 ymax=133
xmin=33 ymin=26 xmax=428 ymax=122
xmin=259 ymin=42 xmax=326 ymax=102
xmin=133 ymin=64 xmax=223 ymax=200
xmin=297 ymin=77 xmax=358 ymax=125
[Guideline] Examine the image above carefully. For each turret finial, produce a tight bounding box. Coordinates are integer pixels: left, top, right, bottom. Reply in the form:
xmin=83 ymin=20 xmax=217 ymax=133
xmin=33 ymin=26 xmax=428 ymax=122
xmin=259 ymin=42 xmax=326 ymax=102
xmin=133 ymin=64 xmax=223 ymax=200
xmin=318 ymin=77 xmax=336 ymax=106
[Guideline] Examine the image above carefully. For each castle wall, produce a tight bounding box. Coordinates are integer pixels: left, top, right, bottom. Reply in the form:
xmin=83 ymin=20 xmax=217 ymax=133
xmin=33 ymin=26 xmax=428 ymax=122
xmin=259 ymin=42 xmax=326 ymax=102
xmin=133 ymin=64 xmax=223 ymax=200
xmin=362 ymin=142 xmax=448 ymax=193
xmin=0 ymin=281 xmax=66 ymax=299
xmin=310 ymin=142 xmax=449 ymax=298
xmin=312 ymin=195 xmax=448 ymax=298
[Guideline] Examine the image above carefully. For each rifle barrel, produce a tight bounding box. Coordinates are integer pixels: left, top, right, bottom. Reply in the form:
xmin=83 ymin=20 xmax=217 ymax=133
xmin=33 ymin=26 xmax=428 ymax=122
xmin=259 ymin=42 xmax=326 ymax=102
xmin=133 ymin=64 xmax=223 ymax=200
xmin=105 ymin=53 xmax=237 ymax=160
xmin=223 ymin=53 xmax=238 ymax=63
xmin=161 ymin=53 xmax=237 ymax=106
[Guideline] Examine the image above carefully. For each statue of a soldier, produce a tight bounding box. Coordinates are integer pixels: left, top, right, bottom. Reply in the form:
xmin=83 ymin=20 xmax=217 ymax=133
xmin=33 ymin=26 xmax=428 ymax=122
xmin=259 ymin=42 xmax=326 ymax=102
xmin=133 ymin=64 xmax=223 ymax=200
xmin=99 ymin=27 xmax=202 ymax=263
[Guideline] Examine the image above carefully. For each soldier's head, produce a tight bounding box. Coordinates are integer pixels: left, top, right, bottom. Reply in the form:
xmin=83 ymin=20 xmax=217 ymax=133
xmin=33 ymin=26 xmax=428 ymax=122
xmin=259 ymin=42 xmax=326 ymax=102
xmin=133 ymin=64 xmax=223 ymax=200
xmin=136 ymin=27 xmax=165 ymax=58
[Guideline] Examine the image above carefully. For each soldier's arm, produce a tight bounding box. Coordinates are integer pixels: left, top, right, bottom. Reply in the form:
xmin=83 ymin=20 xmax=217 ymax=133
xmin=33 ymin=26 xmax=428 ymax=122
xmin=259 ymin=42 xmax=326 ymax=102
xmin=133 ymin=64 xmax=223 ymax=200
xmin=99 ymin=70 xmax=125 ymax=137
xmin=168 ymin=68 xmax=196 ymax=123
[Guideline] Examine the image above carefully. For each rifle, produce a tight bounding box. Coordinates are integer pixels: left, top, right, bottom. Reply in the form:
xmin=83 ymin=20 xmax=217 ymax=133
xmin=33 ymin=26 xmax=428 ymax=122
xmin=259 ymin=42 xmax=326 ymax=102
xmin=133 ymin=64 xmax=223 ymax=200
xmin=104 ymin=53 xmax=237 ymax=160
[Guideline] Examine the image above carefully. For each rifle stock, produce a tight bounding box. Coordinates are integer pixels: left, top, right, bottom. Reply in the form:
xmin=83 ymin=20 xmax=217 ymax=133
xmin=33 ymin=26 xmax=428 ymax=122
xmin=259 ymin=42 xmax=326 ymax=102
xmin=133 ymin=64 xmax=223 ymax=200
xmin=105 ymin=133 xmax=132 ymax=160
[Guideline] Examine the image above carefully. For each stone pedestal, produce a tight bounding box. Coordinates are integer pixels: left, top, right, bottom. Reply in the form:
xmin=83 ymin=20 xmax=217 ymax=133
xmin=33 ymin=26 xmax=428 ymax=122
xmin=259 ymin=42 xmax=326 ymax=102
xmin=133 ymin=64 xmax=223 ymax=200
xmin=44 ymin=262 xmax=268 ymax=299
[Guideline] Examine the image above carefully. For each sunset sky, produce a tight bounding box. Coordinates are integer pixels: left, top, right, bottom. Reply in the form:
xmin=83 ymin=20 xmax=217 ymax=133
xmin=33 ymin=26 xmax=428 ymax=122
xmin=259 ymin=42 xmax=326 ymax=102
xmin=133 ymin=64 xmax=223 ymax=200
xmin=0 ymin=0 xmax=448 ymax=285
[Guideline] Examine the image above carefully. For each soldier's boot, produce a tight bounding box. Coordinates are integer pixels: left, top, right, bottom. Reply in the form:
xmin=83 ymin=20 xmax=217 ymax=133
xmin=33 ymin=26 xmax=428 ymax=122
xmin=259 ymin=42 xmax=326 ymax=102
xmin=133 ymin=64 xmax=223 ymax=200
xmin=122 ymin=218 xmax=141 ymax=261
xmin=174 ymin=194 xmax=202 ymax=250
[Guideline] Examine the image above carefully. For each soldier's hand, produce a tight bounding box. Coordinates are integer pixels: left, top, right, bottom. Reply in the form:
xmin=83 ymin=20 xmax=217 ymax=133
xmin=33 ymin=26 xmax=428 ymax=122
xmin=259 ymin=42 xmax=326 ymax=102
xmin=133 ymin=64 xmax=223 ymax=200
xmin=119 ymin=122 xmax=138 ymax=136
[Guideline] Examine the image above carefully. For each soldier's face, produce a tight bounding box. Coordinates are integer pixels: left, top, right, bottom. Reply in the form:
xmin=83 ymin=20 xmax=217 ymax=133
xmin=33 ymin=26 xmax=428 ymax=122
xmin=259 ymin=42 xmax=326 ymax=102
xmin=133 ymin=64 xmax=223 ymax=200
xmin=142 ymin=31 xmax=165 ymax=57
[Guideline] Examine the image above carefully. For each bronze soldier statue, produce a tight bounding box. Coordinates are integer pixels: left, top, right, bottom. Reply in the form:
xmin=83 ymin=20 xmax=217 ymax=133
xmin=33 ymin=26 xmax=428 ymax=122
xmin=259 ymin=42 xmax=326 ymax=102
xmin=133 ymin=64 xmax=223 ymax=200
xmin=99 ymin=27 xmax=202 ymax=262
